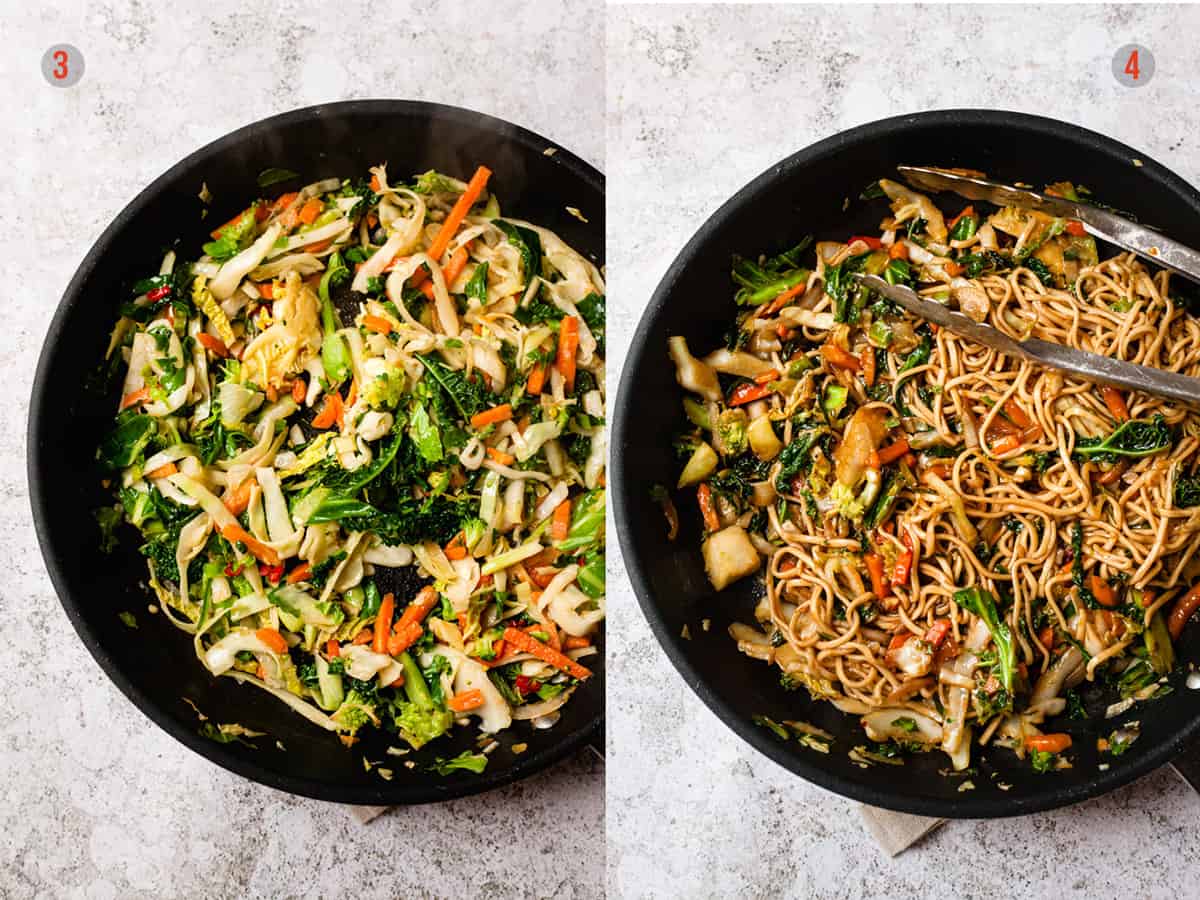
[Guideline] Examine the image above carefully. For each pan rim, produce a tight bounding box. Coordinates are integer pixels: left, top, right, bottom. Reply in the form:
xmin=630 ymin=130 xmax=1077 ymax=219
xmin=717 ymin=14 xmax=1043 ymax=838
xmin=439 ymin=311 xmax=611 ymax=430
xmin=28 ymin=98 xmax=604 ymax=805
xmin=612 ymin=107 xmax=1200 ymax=818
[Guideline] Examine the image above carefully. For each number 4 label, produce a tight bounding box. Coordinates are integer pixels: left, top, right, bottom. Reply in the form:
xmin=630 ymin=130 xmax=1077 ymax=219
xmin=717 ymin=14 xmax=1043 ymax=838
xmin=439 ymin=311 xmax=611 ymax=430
xmin=1113 ymin=44 xmax=1154 ymax=88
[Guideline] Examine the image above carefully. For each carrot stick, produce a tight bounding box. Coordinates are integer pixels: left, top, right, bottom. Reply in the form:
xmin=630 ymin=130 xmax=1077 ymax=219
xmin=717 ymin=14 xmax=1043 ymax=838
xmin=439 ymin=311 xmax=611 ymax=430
xmin=820 ymin=342 xmax=861 ymax=372
xmin=697 ymin=483 xmax=720 ymax=532
xmin=502 ymin=626 xmax=592 ymax=680
xmin=395 ymin=586 xmax=439 ymax=633
xmin=297 ymin=197 xmax=323 ymax=225
xmin=286 ymin=562 xmax=312 ymax=584
xmin=361 ymin=314 xmax=393 ymax=335
xmin=557 ymin=316 xmax=580 ymax=392
xmin=551 ymin=499 xmax=572 ymax=542
xmin=947 ymin=205 xmax=975 ymax=230
xmin=470 ymin=403 xmax=513 ymax=430
xmin=1088 ymin=574 xmax=1119 ymax=608
xmin=563 ymin=635 xmax=591 ymax=650
xmin=1168 ymin=583 xmax=1200 ymax=639
xmin=352 ymin=629 xmax=374 ymax=646
xmin=120 ymin=387 xmax=149 ymax=410
xmin=888 ymin=240 xmax=909 ymax=260
xmin=372 ymin=593 xmax=395 ymax=655
xmin=444 ymin=532 xmax=468 ymax=561
xmin=256 ymin=628 xmax=288 ymax=654
xmin=427 ymin=166 xmax=492 ymax=262
xmin=369 ymin=174 xmax=381 ymax=193
xmin=1101 ymin=386 xmax=1129 ymax=422
xmin=876 ymin=438 xmax=910 ymax=467
xmin=220 ymin=523 xmax=280 ymax=567
xmin=526 ymin=363 xmax=547 ymax=396
xmin=303 ymin=236 xmax=335 ymax=253
xmin=991 ymin=434 xmax=1023 ymax=455
xmin=1025 ymin=733 xmax=1072 ymax=754
xmin=860 ymin=347 xmax=876 ymax=388
xmin=485 ymin=446 xmax=515 ymax=466
xmin=753 ymin=369 xmax=781 ymax=385
xmin=1002 ymin=398 xmax=1034 ymax=431
xmin=756 ymin=283 xmax=805 ymax=318
xmin=311 ymin=392 xmax=342 ymax=430
xmin=864 ymin=553 xmax=891 ymax=599
xmin=223 ymin=479 xmax=254 ymax=516
xmin=326 ymin=639 xmax=340 ymax=658
xmin=447 ymin=689 xmax=485 ymax=712
xmin=291 ymin=378 xmax=306 ymax=403
xmin=196 ymin=333 xmax=231 ymax=358
xmin=386 ymin=622 xmax=423 ymax=656
xmin=144 ymin=462 xmax=178 ymax=480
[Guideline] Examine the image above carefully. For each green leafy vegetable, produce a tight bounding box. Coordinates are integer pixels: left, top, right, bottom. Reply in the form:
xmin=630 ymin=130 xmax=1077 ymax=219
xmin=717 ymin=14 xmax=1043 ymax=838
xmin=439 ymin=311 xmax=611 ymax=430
xmin=417 ymin=354 xmax=488 ymax=419
xmin=98 ymin=413 xmax=155 ymax=470
xmin=1075 ymin=415 xmax=1171 ymax=461
xmin=203 ymin=207 xmax=259 ymax=262
xmin=556 ymin=488 xmax=604 ymax=553
xmin=464 ymin=260 xmax=489 ymax=304
xmin=731 ymin=237 xmax=813 ymax=306
xmin=430 ymin=751 xmax=488 ymax=775
xmin=495 ymin=220 xmax=543 ymax=286
xmin=952 ymin=586 xmax=1015 ymax=693
xmin=257 ymin=168 xmax=299 ymax=188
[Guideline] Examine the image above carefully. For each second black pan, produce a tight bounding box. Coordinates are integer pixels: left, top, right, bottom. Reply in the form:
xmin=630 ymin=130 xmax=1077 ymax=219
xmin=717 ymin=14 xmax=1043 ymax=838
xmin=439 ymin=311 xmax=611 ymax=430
xmin=28 ymin=100 xmax=604 ymax=805
xmin=613 ymin=109 xmax=1200 ymax=818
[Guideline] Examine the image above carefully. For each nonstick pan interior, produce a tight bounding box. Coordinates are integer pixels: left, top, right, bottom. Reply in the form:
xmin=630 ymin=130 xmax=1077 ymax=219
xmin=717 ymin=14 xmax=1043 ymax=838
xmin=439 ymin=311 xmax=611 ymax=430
xmin=613 ymin=109 xmax=1200 ymax=818
xmin=29 ymin=100 xmax=605 ymax=804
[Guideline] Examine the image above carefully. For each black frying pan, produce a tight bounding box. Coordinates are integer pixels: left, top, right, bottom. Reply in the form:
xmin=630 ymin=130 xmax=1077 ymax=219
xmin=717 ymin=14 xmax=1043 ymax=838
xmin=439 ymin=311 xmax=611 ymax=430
xmin=613 ymin=109 xmax=1200 ymax=818
xmin=28 ymin=100 xmax=604 ymax=804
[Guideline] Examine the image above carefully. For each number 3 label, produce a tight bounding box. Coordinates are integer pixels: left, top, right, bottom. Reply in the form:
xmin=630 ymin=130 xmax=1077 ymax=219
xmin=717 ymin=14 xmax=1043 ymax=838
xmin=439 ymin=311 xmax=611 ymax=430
xmin=41 ymin=44 xmax=84 ymax=88
xmin=1113 ymin=43 xmax=1155 ymax=88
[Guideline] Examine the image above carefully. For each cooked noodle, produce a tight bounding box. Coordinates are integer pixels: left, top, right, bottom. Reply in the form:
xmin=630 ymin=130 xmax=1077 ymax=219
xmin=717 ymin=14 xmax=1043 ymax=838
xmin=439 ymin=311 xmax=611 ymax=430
xmin=670 ymin=176 xmax=1198 ymax=771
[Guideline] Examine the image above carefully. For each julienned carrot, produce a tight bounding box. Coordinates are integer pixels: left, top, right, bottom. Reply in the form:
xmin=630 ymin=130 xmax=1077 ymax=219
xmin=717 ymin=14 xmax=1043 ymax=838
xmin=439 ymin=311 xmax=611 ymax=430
xmin=311 ymin=391 xmax=343 ymax=430
xmin=297 ymin=197 xmax=323 ymax=225
xmin=551 ymin=499 xmax=572 ymax=542
xmin=447 ymin=689 xmax=485 ymax=712
xmin=860 ymin=347 xmax=876 ymax=388
xmin=1025 ymin=733 xmax=1072 ymax=754
xmin=220 ymin=523 xmax=280 ymax=567
xmin=256 ymin=627 xmax=288 ymax=654
xmin=563 ymin=635 xmax=591 ymax=651
xmin=444 ymin=532 xmax=468 ymax=561
xmin=1002 ymin=398 xmax=1034 ymax=431
xmin=304 ymin=236 xmax=335 ymax=254
xmin=888 ymin=240 xmax=909 ymax=260
xmin=395 ymin=586 xmax=440 ymax=633
xmin=991 ymin=433 xmax=1023 ymax=456
xmin=526 ymin=363 xmax=547 ymax=396
xmin=753 ymin=368 xmax=781 ymax=385
xmin=697 ymin=483 xmax=720 ymax=532
xmin=326 ymin=639 xmax=340 ymax=658
xmin=427 ymin=166 xmax=492 ymax=262
xmin=756 ymin=282 xmax=805 ymax=318
xmin=892 ymin=533 xmax=914 ymax=585
xmin=120 ymin=387 xmax=149 ymax=410
xmin=864 ymin=553 xmax=890 ymax=599
xmin=415 ymin=244 xmax=472 ymax=297
xmin=1101 ymin=386 xmax=1129 ymax=422
xmin=944 ymin=261 xmax=963 ymax=277
xmin=223 ymin=479 xmax=254 ymax=517
xmin=947 ymin=205 xmax=975 ymax=230
xmin=876 ymin=438 xmax=910 ymax=467
xmin=369 ymin=174 xmax=381 ymax=193
xmin=820 ymin=342 xmax=861 ymax=372
xmin=257 ymin=281 xmax=275 ymax=300
xmin=196 ymin=333 xmax=230 ymax=359
xmin=286 ymin=562 xmax=312 ymax=584
xmin=291 ymin=378 xmax=306 ymax=403
xmin=144 ymin=462 xmax=178 ymax=480
xmin=1088 ymin=574 xmax=1119 ymax=608
xmin=352 ymin=629 xmax=374 ymax=646
xmin=502 ymin=626 xmax=592 ymax=680
xmin=361 ymin=314 xmax=393 ymax=335
xmin=1168 ymin=582 xmax=1200 ymax=639
xmin=485 ymin=446 xmax=515 ymax=466
xmin=557 ymin=316 xmax=580 ymax=392
xmin=470 ymin=403 xmax=513 ymax=430
xmin=372 ymin=593 xmax=395 ymax=655
xmin=387 ymin=622 xmax=423 ymax=656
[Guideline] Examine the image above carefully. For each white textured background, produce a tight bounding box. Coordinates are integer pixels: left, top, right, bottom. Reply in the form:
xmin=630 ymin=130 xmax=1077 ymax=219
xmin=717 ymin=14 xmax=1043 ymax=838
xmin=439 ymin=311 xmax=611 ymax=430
xmin=0 ymin=2 xmax=603 ymax=898
xmin=607 ymin=4 xmax=1200 ymax=899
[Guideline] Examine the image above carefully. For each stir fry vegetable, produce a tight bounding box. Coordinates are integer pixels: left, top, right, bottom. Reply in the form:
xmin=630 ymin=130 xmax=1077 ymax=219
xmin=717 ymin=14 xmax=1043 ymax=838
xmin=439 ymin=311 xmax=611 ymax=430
xmin=97 ymin=165 xmax=605 ymax=756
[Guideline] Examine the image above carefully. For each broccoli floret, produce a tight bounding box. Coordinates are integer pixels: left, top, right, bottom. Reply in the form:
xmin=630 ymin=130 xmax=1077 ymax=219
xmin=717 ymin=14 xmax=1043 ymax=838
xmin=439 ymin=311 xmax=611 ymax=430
xmin=390 ymin=652 xmax=452 ymax=749
xmin=715 ymin=409 xmax=748 ymax=456
xmin=332 ymin=689 xmax=380 ymax=736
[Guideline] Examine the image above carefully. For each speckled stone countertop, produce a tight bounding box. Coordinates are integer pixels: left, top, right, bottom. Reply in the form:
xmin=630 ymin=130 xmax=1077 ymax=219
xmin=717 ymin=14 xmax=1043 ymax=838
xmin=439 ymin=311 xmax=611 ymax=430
xmin=607 ymin=4 xmax=1200 ymax=898
xmin=1 ymin=2 xmax=602 ymax=897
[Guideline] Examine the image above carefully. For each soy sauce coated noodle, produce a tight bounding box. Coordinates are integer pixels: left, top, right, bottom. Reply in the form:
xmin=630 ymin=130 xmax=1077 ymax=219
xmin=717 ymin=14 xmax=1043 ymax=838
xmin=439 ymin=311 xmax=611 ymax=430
xmin=671 ymin=179 xmax=1200 ymax=771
